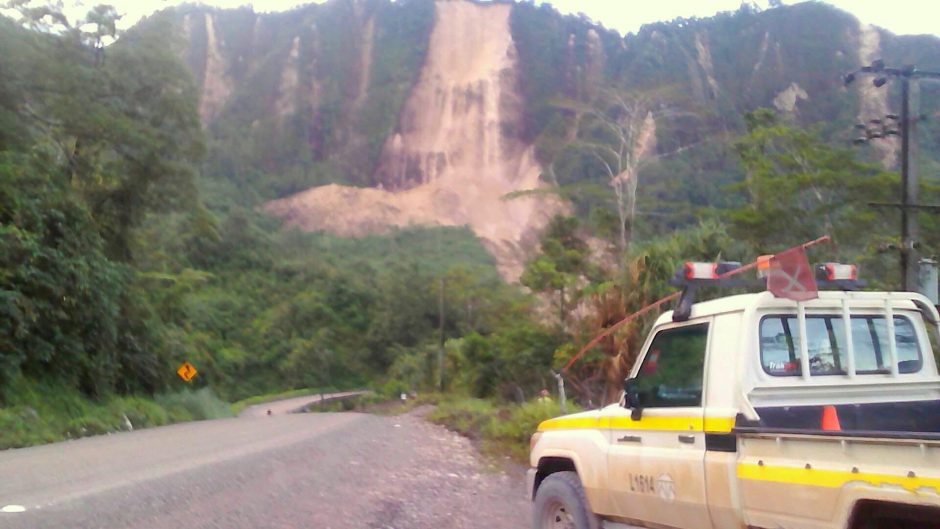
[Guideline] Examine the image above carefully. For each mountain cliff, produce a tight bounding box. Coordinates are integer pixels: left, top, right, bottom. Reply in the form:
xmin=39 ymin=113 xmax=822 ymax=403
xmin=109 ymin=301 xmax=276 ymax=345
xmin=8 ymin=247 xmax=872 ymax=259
xmin=265 ymin=0 xmax=557 ymax=279
xmin=155 ymin=0 xmax=940 ymax=279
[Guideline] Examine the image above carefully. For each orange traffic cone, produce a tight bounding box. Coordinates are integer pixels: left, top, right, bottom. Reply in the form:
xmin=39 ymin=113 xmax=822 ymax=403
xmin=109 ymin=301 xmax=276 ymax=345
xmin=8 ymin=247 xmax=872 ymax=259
xmin=821 ymin=405 xmax=841 ymax=431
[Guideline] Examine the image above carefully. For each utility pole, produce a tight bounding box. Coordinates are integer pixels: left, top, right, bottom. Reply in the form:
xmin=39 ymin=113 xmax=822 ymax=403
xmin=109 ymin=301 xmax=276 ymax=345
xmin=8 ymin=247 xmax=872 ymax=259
xmin=899 ymin=75 xmax=917 ymax=291
xmin=436 ymin=227 xmax=445 ymax=391
xmin=845 ymin=61 xmax=940 ymax=291
xmin=438 ymin=276 xmax=445 ymax=390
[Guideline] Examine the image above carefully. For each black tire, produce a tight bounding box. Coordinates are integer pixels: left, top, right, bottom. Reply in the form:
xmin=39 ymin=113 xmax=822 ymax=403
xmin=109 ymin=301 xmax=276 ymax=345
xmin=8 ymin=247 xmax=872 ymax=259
xmin=532 ymin=471 xmax=600 ymax=529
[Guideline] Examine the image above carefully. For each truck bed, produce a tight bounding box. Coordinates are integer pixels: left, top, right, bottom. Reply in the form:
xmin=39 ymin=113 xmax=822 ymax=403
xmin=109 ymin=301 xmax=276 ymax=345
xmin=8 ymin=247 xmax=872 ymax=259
xmin=733 ymin=425 xmax=940 ymax=528
xmin=740 ymin=399 xmax=940 ymax=437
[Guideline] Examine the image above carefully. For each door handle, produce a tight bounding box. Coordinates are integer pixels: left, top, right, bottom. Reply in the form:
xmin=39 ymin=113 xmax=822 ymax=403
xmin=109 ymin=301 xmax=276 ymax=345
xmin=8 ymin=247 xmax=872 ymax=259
xmin=678 ymin=434 xmax=695 ymax=444
xmin=617 ymin=435 xmax=642 ymax=443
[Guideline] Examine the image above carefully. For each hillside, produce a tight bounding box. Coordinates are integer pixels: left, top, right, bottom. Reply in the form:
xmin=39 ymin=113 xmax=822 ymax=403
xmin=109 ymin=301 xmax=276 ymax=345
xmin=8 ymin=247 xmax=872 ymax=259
xmin=0 ymin=0 xmax=527 ymax=435
xmin=155 ymin=0 xmax=940 ymax=277
xmin=5 ymin=0 xmax=940 ymax=446
xmin=264 ymin=0 xmax=558 ymax=279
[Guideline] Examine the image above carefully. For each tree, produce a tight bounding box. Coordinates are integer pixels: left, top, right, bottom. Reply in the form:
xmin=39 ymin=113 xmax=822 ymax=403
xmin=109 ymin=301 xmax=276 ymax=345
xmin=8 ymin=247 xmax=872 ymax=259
xmin=366 ymin=263 xmax=436 ymax=369
xmin=0 ymin=154 xmax=126 ymax=398
xmin=4 ymin=0 xmax=118 ymax=46
xmin=5 ymin=3 xmax=204 ymax=260
xmin=545 ymin=88 xmax=703 ymax=252
xmin=558 ymin=221 xmax=736 ymax=404
xmin=579 ymin=92 xmax=657 ymax=252
xmin=521 ymin=215 xmax=591 ymax=325
xmin=728 ymin=109 xmax=895 ymax=261
xmin=0 ymin=2 xmax=204 ymax=400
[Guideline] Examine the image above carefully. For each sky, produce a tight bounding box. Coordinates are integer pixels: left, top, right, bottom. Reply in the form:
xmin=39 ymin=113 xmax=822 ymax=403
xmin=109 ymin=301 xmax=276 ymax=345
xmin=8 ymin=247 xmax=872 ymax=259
xmin=11 ymin=0 xmax=940 ymax=37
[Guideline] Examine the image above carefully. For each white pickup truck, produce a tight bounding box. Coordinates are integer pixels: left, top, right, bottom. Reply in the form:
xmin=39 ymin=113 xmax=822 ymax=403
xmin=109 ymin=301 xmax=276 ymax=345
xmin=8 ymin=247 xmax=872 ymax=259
xmin=528 ymin=264 xmax=940 ymax=529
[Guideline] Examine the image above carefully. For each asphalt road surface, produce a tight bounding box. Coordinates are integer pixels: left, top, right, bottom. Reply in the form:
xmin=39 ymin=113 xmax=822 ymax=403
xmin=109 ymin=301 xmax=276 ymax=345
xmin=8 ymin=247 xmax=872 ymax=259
xmin=0 ymin=407 xmax=529 ymax=529
xmin=239 ymin=391 xmax=370 ymax=417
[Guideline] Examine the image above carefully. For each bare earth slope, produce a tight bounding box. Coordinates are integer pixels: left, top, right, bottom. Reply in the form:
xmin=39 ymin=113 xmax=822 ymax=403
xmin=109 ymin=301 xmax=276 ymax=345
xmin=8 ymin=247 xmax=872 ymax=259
xmin=264 ymin=0 xmax=558 ymax=280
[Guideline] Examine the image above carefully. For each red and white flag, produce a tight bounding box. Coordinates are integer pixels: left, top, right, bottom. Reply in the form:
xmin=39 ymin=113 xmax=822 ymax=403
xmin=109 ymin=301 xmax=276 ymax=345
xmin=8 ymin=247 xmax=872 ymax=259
xmin=767 ymin=246 xmax=818 ymax=301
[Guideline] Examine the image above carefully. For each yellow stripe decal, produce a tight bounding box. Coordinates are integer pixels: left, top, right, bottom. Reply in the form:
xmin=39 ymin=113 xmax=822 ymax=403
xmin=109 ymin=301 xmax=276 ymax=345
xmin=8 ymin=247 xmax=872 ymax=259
xmin=737 ymin=462 xmax=940 ymax=493
xmin=537 ymin=417 xmax=605 ymax=431
xmin=703 ymin=417 xmax=736 ymax=433
xmin=609 ymin=416 xmax=702 ymax=431
xmin=537 ymin=415 xmax=734 ymax=433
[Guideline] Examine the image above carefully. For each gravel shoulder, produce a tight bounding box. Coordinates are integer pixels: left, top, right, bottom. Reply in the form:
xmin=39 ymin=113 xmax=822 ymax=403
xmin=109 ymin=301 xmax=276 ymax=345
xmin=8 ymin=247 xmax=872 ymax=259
xmin=365 ymin=404 xmax=530 ymax=529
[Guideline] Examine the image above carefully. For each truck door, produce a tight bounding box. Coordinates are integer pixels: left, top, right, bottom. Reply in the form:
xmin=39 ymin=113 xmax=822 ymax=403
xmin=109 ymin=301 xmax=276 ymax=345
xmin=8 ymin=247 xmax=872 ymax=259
xmin=606 ymin=320 xmax=712 ymax=529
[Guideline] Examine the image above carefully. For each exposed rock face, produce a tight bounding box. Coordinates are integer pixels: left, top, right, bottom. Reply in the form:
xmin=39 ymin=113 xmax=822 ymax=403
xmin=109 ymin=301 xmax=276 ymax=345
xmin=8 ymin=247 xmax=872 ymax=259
xmin=752 ymin=31 xmax=771 ymax=75
xmin=162 ymin=0 xmax=940 ymax=282
xmin=353 ymin=16 xmax=374 ymax=114
xmin=373 ymin=1 xmax=527 ymax=191
xmin=694 ymin=33 xmax=720 ymax=99
xmin=856 ymin=23 xmax=898 ymax=167
xmin=265 ymin=0 xmax=558 ymax=280
xmin=773 ymin=82 xmax=809 ymax=114
xmin=275 ymin=37 xmax=302 ymax=118
xmin=198 ymin=14 xmax=233 ymax=124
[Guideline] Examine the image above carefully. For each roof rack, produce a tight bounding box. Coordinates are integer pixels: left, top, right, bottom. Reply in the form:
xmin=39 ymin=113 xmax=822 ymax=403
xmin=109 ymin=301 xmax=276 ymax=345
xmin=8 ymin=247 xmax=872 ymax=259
xmin=667 ymin=261 xmax=937 ymax=382
xmin=668 ymin=261 xmax=867 ymax=322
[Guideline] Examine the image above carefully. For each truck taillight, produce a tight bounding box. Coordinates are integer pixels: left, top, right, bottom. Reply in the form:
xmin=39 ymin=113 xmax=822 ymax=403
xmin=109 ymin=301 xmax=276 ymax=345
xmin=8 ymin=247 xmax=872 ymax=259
xmin=819 ymin=262 xmax=857 ymax=281
xmin=684 ymin=262 xmax=718 ymax=280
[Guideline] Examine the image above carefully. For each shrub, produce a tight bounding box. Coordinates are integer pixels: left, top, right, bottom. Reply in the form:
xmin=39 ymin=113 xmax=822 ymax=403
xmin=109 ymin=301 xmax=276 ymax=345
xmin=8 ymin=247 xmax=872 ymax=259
xmin=66 ymin=416 xmax=112 ymax=438
xmin=484 ymin=400 xmax=569 ymax=445
xmin=111 ymin=396 xmax=169 ymax=429
xmin=0 ymin=406 xmax=57 ymax=449
xmin=155 ymin=387 xmax=233 ymax=421
xmin=427 ymin=398 xmax=498 ymax=439
xmin=428 ymin=397 xmax=578 ymax=461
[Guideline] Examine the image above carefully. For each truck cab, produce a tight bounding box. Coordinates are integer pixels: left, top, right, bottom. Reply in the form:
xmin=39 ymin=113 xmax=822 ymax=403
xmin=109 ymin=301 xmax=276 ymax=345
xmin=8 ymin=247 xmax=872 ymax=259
xmin=528 ymin=264 xmax=940 ymax=529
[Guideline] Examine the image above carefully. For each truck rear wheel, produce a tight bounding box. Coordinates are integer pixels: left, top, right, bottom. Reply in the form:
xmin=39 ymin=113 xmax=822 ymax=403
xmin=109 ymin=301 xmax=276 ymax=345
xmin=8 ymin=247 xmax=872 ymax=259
xmin=533 ymin=471 xmax=599 ymax=529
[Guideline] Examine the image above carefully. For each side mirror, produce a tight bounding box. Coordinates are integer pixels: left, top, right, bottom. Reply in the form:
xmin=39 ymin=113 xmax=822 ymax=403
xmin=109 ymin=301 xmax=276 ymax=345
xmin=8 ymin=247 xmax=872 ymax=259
xmin=623 ymin=377 xmax=643 ymax=420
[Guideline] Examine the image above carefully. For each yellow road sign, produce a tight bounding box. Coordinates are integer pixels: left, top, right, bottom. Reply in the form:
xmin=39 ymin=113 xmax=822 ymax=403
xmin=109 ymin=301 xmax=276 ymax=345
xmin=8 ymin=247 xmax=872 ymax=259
xmin=176 ymin=361 xmax=197 ymax=382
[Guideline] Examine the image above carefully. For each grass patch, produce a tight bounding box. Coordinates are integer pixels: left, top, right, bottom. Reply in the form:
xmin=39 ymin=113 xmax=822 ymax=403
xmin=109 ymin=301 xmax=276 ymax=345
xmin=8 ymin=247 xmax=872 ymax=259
xmin=155 ymin=387 xmax=234 ymax=423
xmin=0 ymin=378 xmax=232 ymax=450
xmin=427 ymin=397 xmax=576 ymax=462
xmin=229 ymin=386 xmax=336 ymax=415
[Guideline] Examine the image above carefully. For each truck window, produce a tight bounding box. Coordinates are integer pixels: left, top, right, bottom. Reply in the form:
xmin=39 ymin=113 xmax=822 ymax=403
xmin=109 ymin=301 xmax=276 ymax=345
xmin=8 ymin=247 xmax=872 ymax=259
xmin=634 ymin=323 xmax=708 ymax=408
xmin=759 ymin=315 xmax=922 ymax=376
xmin=924 ymin=314 xmax=940 ymax=370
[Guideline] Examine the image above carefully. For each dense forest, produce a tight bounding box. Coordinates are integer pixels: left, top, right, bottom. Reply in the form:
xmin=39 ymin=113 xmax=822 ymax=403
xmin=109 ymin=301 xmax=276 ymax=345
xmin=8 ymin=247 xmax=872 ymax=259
xmin=2 ymin=0 xmax=940 ymax=447
xmin=0 ymin=2 xmax=570 ymax=444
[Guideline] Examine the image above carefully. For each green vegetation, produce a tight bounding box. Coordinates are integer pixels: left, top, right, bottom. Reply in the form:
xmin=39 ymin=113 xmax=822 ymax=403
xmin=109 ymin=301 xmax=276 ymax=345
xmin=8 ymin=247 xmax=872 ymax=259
xmin=0 ymin=1 xmax=531 ymax=448
xmin=1 ymin=7 xmax=201 ymax=400
xmin=509 ymin=1 xmax=940 ymax=242
xmin=1 ymin=0 xmax=574 ymax=452
xmin=727 ymin=109 xmax=900 ymax=279
xmin=521 ymin=215 xmax=594 ymax=325
xmin=427 ymin=397 xmax=578 ymax=461
xmin=0 ymin=378 xmax=231 ymax=449
xmin=4 ymin=0 xmax=940 ymax=455
xmin=175 ymin=0 xmax=435 ymax=200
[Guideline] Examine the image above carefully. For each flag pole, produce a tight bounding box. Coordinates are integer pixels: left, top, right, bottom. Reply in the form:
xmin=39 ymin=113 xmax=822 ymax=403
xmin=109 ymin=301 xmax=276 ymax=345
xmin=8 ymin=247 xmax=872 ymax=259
xmin=561 ymin=235 xmax=831 ymax=374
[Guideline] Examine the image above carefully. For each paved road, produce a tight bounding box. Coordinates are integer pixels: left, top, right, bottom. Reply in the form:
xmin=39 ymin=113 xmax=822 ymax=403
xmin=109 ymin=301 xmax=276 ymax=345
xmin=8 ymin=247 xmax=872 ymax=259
xmin=239 ymin=391 xmax=369 ymax=417
xmin=0 ymin=410 xmax=529 ymax=529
